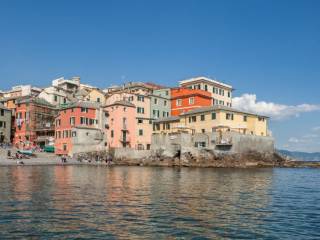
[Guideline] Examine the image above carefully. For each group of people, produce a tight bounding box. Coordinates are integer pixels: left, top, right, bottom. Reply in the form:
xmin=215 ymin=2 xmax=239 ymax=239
xmin=61 ymin=153 xmax=114 ymax=165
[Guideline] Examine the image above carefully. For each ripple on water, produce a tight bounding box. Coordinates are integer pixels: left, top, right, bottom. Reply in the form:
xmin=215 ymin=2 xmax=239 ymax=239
xmin=0 ymin=166 xmax=319 ymax=239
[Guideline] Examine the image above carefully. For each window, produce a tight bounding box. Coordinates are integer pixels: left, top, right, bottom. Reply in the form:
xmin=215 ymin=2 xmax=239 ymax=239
xmin=243 ymin=115 xmax=247 ymax=122
xmin=165 ymin=90 xmax=169 ymax=96
xmin=54 ymin=95 xmax=58 ymax=102
xmin=189 ymin=116 xmax=196 ymax=122
xmin=137 ymin=107 xmax=145 ymax=114
xmin=63 ymin=144 xmax=67 ymax=151
xmin=189 ymin=97 xmax=194 ymax=105
xmin=204 ymin=85 xmax=208 ymax=91
xmin=137 ymin=95 xmax=144 ymax=102
xmin=201 ymin=129 xmax=205 ymax=133
xmin=72 ymin=131 xmax=77 ymax=137
xmin=211 ymin=112 xmax=216 ymax=120
xmin=81 ymin=107 xmax=88 ymax=113
xmin=201 ymin=115 xmax=205 ymax=121
xmin=139 ymin=129 xmax=143 ymax=136
xmin=70 ymin=117 xmax=75 ymax=125
xmin=137 ymin=144 xmax=144 ymax=150
xmin=123 ymin=107 xmax=126 ymax=112
xmin=258 ymin=117 xmax=265 ymax=122
xmin=128 ymin=96 xmax=134 ymax=101
xmin=176 ymin=99 xmax=182 ymax=106
xmin=111 ymin=130 xmax=114 ymax=138
xmin=212 ymin=87 xmax=215 ymax=93
xmin=56 ymin=119 xmax=61 ymax=127
xmin=153 ymin=123 xmax=160 ymax=131
xmin=164 ymin=100 xmax=167 ymax=106
xmin=97 ymin=98 xmax=100 ymax=103
xmin=226 ymin=113 xmax=234 ymax=120
xmin=228 ymin=91 xmax=231 ymax=98
xmin=0 ymin=109 xmax=4 ymax=116
xmin=80 ymin=117 xmax=85 ymax=124
xmin=138 ymin=119 xmax=143 ymax=124
xmin=154 ymin=98 xmax=158 ymax=104
xmin=63 ymin=98 xmax=67 ymax=104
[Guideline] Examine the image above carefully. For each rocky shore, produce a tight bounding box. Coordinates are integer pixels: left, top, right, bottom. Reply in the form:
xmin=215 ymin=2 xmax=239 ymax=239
xmin=113 ymin=151 xmax=320 ymax=168
xmin=1 ymin=149 xmax=320 ymax=168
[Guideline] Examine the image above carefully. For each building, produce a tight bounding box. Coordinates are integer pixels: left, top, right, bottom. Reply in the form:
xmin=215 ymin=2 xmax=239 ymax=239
xmin=80 ymin=88 xmax=106 ymax=105
xmin=52 ymin=76 xmax=80 ymax=92
xmin=105 ymin=83 xmax=154 ymax=150
xmin=170 ymin=88 xmax=212 ymax=116
xmin=2 ymin=85 xmax=42 ymax=99
xmin=179 ymin=76 xmax=233 ymax=107
xmin=104 ymin=100 xmax=136 ymax=149
xmin=0 ymin=103 xmax=11 ymax=144
xmin=14 ymin=97 xmax=57 ymax=148
xmin=153 ymin=105 xmax=269 ymax=137
xmin=150 ymin=88 xmax=171 ymax=119
xmin=54 ymin=102 xmax=106 ymax=156
xmin=38 ymin=86 xmax=71 ymax=106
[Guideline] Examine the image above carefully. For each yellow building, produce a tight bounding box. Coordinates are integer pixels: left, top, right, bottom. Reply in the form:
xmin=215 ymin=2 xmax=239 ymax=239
xmin=85 ymin=89 xmax=106 ymax=104
xmin=153 ymin=106 xmax=269 ymax=137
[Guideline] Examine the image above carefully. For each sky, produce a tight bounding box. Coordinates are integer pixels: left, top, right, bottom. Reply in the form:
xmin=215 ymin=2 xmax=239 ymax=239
xmin=0 ymin=0 xmax=319 ymax=152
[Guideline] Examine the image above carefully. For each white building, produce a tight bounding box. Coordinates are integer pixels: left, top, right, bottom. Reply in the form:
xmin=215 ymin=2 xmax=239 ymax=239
xmin=179 ymin=76 xmax=233 ymax=107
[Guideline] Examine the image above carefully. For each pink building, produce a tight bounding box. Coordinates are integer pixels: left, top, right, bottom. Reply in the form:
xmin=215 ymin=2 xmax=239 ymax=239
xmin=104 ymin=100 xmax=137 ymax=149
xmin=105 ymin=90 xmax=153 ymax=150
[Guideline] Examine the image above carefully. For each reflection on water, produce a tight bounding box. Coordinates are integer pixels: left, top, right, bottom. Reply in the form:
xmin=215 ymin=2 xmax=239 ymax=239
xmin=0 ymin=166 xmax=319 ymax=239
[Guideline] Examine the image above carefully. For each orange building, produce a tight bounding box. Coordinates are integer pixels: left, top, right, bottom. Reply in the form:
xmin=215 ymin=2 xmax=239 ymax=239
xmin=14 ymin=97 xmax=57 ymax=148
xmin=54 ymin=102 xmax=102 ymax=155
xmin=170 ymin=88 xmax=212 ymax=116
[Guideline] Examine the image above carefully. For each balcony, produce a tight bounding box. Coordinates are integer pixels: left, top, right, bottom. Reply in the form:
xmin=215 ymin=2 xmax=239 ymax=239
xmin=215 ymin=137 xmax=232 ymax=146
xmin=121 ymin=124 xmax=129 ymax=132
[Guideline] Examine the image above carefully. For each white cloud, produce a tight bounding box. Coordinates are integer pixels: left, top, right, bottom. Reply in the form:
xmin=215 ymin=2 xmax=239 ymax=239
xmin=232 ymin=94 xmax=320 ymax=120
xmin=285 ymin=126 xmax=320 ymax=152
xmin=313 ymin=126 xmax=320 ymax=132
xmin=288 ymin=137 xmax=300 ymax=143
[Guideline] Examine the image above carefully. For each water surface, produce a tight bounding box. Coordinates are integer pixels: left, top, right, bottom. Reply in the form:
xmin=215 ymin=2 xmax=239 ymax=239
xmin=0 ymin=166 xmax=319 ymax=239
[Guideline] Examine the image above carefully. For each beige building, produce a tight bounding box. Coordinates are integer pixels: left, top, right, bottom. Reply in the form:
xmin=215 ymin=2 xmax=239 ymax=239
xmin=153 ymin=106 xmax=269 ymax=137
xmin=84 ymin=89 xmax=106 ymax=104
xmin=179 ymin=76 xmax=233 ymax=107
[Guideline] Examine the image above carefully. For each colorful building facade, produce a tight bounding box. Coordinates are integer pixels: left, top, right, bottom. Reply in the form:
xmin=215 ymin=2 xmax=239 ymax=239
xmin=104 ymin=100 xmax=136 ymax=149
xmin=14 ymin=97 xmax=57 ymax=148
xmin=170 ymin=88 xmax=212 ymax=116
xmin=179 ymin=76 xmax=233 ymax=107
xmin=54 ymin=102 xmax=105 ymax=156
xmin=153 ymin=106 xmax=269 ymax=137
xmin=150 ymin=88 xmax=171 ymax=119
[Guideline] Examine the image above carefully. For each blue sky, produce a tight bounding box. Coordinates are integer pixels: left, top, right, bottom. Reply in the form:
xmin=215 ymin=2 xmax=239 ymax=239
xmin=1 ymin=0 xmax=319 ymax=152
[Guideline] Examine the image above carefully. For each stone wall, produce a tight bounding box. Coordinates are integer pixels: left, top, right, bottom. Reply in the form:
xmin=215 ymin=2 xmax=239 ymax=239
xmin=112 ymin=148 xmax=151 ymax=159
xmin=0 ymin=108 xmax=11 ymax=143
xmin=151 ymin=132 xmax=275 ymax=157
xmin=71 ymin=128 xmax=106 ymax=156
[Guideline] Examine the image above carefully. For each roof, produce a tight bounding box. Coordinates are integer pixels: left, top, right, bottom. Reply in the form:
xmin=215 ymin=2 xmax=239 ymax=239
xmin=17 ymin=97 xmax=56 ymax=108
xmin=104 ymin=100 xmax=135 ymax=108
xmin=0 ymin=95 xmax=32 ymax=102
xmin=60 ymin=101 xmax=101 ymax=110
xmin=179 ymin=76 xmax=233 ymax=90
xmin=75 ymin=88 xmax=89 ymax=97
xmin=153 ymin=116 xmax=180 ymax=123
xmin=170 ymin=87 xmax=212 ymax=99
xmin=179 ymin=105 xmax=269 ymax=118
